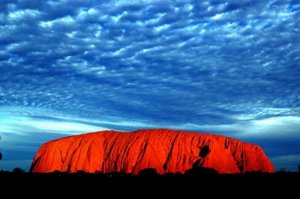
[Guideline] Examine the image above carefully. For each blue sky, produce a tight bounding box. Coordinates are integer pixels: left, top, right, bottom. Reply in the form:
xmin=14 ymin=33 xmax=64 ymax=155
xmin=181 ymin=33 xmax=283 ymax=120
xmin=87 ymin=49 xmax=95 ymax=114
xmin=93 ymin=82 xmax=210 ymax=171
xmin=0 ymin=0 xmax=299 ymax=171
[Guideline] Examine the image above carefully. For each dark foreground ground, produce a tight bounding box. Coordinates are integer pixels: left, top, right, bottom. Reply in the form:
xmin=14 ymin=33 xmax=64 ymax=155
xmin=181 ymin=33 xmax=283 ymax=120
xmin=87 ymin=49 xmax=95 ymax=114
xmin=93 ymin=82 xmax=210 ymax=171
xmin=0 ymin=170 xmax=299 ymax=197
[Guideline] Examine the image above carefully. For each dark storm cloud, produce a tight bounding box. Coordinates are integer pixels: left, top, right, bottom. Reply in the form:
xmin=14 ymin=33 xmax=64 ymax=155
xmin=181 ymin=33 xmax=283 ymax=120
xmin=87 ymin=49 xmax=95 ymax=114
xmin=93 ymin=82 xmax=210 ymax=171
xmin=0 ymin=0 xmax=300 ymax=170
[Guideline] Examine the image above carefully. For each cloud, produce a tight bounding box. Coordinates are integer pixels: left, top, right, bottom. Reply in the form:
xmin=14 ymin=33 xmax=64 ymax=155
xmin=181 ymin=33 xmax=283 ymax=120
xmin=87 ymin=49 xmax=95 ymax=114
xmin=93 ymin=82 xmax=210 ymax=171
xmin=271 ymin=154 xmax=300 ymax=171
xmin=0 ymin=0 xmax=299 ymax=170
xmin=175 ymin=115 xmax=300 ymax=139
xmin=0 ymin=107 xmax=105 ymax=136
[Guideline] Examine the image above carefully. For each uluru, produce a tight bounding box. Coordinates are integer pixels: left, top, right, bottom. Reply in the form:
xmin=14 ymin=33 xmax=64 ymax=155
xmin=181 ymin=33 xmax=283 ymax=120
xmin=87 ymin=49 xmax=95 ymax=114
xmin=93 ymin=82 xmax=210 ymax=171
xmin=30 ymin=129 xmax=274 ymax=174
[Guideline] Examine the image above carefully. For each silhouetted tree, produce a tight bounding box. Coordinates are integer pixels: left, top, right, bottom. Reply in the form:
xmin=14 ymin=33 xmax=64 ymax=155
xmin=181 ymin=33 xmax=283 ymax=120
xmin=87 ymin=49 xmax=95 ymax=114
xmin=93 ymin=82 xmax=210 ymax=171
xmin=0 ymin=135 xmax=2 ymax=160
xmin=12 ymin=167 xmax=26 ymax=174
xmin=185 ymin=167 xmax=218 ymax=176
xmin=278 ymin=168 xmax=287 ymax=172
xmin=138 ymin=168 xmax=158 ymax=176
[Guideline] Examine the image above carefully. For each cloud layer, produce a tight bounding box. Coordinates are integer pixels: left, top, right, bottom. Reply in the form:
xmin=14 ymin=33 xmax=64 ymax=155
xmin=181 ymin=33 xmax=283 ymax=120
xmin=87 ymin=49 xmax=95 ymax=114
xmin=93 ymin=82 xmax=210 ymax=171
xmin=0 ymin=0 xmax=300 ymax=171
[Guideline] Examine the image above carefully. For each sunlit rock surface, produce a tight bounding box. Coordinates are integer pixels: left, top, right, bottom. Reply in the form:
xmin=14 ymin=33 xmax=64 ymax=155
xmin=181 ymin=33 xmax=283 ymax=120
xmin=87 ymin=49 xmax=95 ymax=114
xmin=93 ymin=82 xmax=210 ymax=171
xmin=31 ymin=129 xmax=274 ymax=174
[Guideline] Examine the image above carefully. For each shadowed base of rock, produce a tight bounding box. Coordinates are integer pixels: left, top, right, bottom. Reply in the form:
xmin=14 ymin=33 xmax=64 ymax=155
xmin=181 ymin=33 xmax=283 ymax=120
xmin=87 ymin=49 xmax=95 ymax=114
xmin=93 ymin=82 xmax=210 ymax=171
xmin=0 ymin=169 xmax=298 ymax=197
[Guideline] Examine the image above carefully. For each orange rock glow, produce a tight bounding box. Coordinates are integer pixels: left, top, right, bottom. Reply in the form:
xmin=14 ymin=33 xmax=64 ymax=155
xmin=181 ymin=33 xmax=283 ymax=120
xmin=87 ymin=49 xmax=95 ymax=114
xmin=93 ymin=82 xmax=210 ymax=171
xmin=31 ymin=129 xmax=274 ymax=174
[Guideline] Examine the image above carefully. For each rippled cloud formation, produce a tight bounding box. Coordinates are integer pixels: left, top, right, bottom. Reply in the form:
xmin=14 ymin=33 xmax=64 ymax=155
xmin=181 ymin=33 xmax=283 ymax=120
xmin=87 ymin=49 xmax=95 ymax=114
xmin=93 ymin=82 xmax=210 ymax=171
xmin=0 ymin=0 xmax=299 ymax=171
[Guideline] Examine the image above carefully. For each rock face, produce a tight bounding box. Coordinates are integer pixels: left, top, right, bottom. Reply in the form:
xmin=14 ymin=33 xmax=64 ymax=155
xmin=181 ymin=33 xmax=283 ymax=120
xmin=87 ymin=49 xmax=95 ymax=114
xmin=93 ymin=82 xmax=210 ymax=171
xmin=31 ymin=129 xmax=274 ymax=174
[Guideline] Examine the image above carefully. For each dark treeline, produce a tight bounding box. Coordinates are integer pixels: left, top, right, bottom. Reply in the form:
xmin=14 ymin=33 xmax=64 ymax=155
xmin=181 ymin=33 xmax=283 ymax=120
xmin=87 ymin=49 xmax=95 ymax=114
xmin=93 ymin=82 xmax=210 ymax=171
xmin=0 ymin=168 xmax=299 ymax=197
